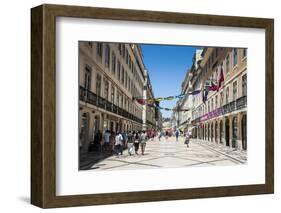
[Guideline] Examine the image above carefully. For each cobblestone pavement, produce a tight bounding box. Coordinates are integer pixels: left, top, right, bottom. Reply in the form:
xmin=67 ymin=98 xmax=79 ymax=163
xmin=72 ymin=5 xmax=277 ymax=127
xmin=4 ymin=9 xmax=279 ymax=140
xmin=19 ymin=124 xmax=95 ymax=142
xmin=80 ymin=136 xmax=247 ymax=171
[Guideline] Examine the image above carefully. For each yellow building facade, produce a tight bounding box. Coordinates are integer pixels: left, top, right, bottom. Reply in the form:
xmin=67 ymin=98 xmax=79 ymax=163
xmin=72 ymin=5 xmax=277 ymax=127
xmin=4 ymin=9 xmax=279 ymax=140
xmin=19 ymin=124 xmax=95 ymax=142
xmin=79 ymin=42 xmax=156 ymax=151
xmin=191 ymin=47 xmax=247 ymax=151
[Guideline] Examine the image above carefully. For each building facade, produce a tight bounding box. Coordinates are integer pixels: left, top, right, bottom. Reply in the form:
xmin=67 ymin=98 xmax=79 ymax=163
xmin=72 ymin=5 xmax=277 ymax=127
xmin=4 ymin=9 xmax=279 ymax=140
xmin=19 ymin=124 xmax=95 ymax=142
xmin=79 ymin=42 xmax=157 ymax=152
xmin=191 ymin=47 xmax=247 ymax=151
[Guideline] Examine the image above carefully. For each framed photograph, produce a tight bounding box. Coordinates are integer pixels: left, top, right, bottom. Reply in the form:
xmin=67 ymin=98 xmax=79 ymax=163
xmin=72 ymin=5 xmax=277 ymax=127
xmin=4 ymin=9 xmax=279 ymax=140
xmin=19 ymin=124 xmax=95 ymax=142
xmin=31 ymin=4 xmax=274 ymax=208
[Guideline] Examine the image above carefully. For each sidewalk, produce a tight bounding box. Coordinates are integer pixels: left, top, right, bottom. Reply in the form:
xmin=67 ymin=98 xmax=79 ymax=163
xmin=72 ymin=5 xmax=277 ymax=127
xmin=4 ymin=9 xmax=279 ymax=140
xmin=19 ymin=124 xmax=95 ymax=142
xmin=79 ymin=150 xmax=113 ymax=170
xmin=192 ymin=139 xmax=247 ymax=164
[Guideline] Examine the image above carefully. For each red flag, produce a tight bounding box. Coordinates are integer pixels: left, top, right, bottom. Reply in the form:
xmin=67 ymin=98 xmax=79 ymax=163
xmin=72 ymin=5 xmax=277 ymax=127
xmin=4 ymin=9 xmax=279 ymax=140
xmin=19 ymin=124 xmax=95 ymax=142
xmin=218 ymin=66 xmax=224 ymax=88
xmin=136 ymin=99 xmax=145 ymax=105
xmin=208 ymin=83 xmax=219 ymax=91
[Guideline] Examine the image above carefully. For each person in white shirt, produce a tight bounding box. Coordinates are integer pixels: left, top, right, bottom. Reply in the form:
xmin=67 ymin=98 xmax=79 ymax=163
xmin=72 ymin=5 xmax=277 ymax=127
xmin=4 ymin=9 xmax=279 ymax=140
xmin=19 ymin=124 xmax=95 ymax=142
xmin=115 ymin=132 xmax=123 ymax=156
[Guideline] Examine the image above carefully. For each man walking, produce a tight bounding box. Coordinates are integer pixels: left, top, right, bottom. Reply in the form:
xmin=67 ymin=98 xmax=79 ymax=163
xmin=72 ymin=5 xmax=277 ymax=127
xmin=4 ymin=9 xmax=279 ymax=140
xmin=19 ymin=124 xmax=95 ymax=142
xmin=127 ymin=131 xmax=135 ymax=156
xmin=115 ymin=132 xmax=123 ymax=156
xmin=175 ymin=130 xmax=179 ymax=142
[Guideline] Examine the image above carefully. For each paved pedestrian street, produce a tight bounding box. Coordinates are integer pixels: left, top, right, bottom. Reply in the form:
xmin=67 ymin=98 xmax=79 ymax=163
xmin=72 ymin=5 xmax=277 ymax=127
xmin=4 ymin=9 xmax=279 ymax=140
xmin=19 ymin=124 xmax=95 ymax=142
xmin=81 ymin=136 xmax=247 ymax=171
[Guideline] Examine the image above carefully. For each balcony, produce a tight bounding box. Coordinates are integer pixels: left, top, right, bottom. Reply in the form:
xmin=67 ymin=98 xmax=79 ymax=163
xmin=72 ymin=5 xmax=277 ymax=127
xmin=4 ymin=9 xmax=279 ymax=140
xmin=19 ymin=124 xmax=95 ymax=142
xmin=80 ymin=86 xmax=143 ymax=124
xmin=236 ymin=96 xmax=247 ymax=110
xmin=193 ymin=95 xmax=247 ymax=124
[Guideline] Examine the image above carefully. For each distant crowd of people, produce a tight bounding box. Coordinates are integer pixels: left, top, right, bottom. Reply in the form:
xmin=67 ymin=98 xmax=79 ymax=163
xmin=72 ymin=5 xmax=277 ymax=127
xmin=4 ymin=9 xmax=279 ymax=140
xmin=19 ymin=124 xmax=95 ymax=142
xmin=87 ymin=128 xmax=193 ymax=155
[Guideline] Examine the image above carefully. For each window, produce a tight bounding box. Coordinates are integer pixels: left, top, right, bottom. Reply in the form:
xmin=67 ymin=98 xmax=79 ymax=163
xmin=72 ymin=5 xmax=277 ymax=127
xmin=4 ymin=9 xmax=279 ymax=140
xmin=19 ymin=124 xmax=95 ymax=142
xmin=126 ymin=49 xmax=129 ymax=64
xmin=117 ymin=91 xmax=120 ymax=107
xmin=233 ymin=48 xmax=238 ymax=67
xmin=215 ymin=48 xmax=218 ymax=58
xmin=111 ymin=86 xmax=115 ymax=104
xmin=111 ymin=52 xmax=116 ymax=74
xmin=226 ymin=54 xmax=230 ymax=74
xmin=211 ymin=98 xmax=214 ymax=111
xmin=96 ymin=74 xmax=101 ymax=96
xmin=84 ymin=65 xmax=91 ymax=90
xmin=104 ymin=79 xmax=109 ymax=100
xmin=121 ymin=67 xmax=125 ymax=85
xmin=122 ymin=45 xmax=125 ymax=58
xmin=129 ymin=56 xmax=131 ymax=69
xmin=243 ymin=48 xmax=247 ymax=58
xmin=220 ymin=91 xmax=224 ymax=106
xmin=125 ymin=72 xmax=128 ymax=88
xmin=97 ymin=43 xmax=103 ymax=58
xmin=242 ymin=74 xmax=247 ymax=96
xmin=118 ymin=44 xmax=122 ymax=55
xmin=117 ymin=61 xmax=120 ymax=81
xmin=215 ymin=95 xmax=218 ymax=109
xmin=105 ymin=45 xmax=110 ymax=67
xmin=88 ymin=42 xmax=92 ymax=48
xmin=233 ymin=81 xmax=237 ymax=100
xmin=226 ymin=87 xmax=229 ymax=104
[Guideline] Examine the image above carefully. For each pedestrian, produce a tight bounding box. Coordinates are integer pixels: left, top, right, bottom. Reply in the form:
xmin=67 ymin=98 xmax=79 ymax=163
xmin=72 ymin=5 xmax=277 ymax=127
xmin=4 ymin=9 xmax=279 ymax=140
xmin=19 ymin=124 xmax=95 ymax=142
xmin=90 ymin=130 xmax=102 ymax=152
xmin=110 ymin=131 xmax=116 ymax=154
xmin=158 ymin=131 xmax=162 ymax=141
xmin=122 ymin=131 xmax=128 ymax=149
xmin=175 ymin=130 xmax=179 ymax=142
xmin=184 ymin=132 xmax=190 ymax=148
xmin=165 ymin=130 xmax=169 ymax=140
xmin=103 ymin=130 xmax=111 ymax=152
xmin=134 ymin=131 xmax=140 ymax=155
xmin=127 ymin=131 xmax=135 ymax=156
xmin=115 ymin=132 xmax=123 ymax=156
xmin=140 ymin=131 xmax=147 ymax=155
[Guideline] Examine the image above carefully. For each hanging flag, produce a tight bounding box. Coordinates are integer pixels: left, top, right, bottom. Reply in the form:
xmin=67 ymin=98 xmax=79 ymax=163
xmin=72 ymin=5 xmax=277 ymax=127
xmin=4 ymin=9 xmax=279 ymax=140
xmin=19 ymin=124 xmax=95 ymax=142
xmin=146 ymin=99 xmax=155 ymax=104
xmin=155 ymin=97 xmax=164 ymax=102
xmin=136 ymin=99 xmax=145 ymax=105
xmin=202 ymin=87 xmax=205 ymax=103
xmin=164 ymin=96 xmax=174 ymax=101
xmin=208 ymin=82 xmax=219 ymax=91
xmin=175 ymin=94 xmax=185 ymax=99
xmin=147 ymin=103 xmax=155 ymax=107
xmin=190 ymin=90 xmax=201 ymax=95
xmin=203 ymin=87 xmax=209 ymax=103
xmin=218 ymin=66 xmax=224 ymax=88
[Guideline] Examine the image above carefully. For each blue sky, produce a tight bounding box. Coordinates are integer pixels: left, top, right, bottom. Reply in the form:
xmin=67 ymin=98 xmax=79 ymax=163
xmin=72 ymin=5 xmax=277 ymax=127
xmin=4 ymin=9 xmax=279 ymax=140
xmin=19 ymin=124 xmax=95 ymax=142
xmin=140 ymin=44 xmax=197 ymax=118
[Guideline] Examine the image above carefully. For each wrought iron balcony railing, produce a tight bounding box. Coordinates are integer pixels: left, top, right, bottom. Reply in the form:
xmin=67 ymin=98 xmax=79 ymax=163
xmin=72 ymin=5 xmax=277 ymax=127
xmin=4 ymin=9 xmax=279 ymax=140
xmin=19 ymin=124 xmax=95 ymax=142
xmin=192 ymin=95 xmax=247 ymax=124
xmin=80 ymin=86 xmax=143 ymax=124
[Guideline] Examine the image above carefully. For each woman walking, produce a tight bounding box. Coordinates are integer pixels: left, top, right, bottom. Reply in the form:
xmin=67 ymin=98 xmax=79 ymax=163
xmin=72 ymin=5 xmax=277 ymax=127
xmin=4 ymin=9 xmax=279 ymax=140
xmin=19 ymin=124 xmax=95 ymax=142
xmin=134 ymin=131 xmax=140 ymax=155
xmin=140 ymin=131 xmax=147 ymax=155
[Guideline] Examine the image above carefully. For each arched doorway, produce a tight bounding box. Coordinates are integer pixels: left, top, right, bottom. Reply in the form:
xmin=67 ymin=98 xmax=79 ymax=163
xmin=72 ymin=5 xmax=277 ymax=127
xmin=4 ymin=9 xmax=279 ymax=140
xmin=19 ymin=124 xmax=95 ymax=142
xmin=219 ymin=120 xmax=223 ymax=144
xmin=211 ymin=123 xmax=213 ymax=142
xmin=242 ymin=115 xmax=247 ymax=150
xmin=202 ymin=125 xmax=205 ymax=140
xmin=215 ymin=121 xmax=218 ymax=143
xmin=232 ymin=116 xmax=238 ymax=148
xmin=94 ymin=115 xmax=100 ymax=134
xmin=80 ymin=112 xmax=90 ymax=151
xmin=225 ymin=118 xmax=230 ymax=146
xmin=207 ymin=124 xmax=210 ymax=141
xmin=204 ymin=124 xmax=207 ymax=140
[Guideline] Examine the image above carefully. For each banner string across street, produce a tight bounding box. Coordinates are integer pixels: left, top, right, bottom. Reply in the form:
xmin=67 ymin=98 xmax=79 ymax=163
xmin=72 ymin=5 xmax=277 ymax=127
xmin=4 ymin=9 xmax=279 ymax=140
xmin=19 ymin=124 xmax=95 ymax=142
xmin=133 ymin=67 xmax=225 ymax=112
